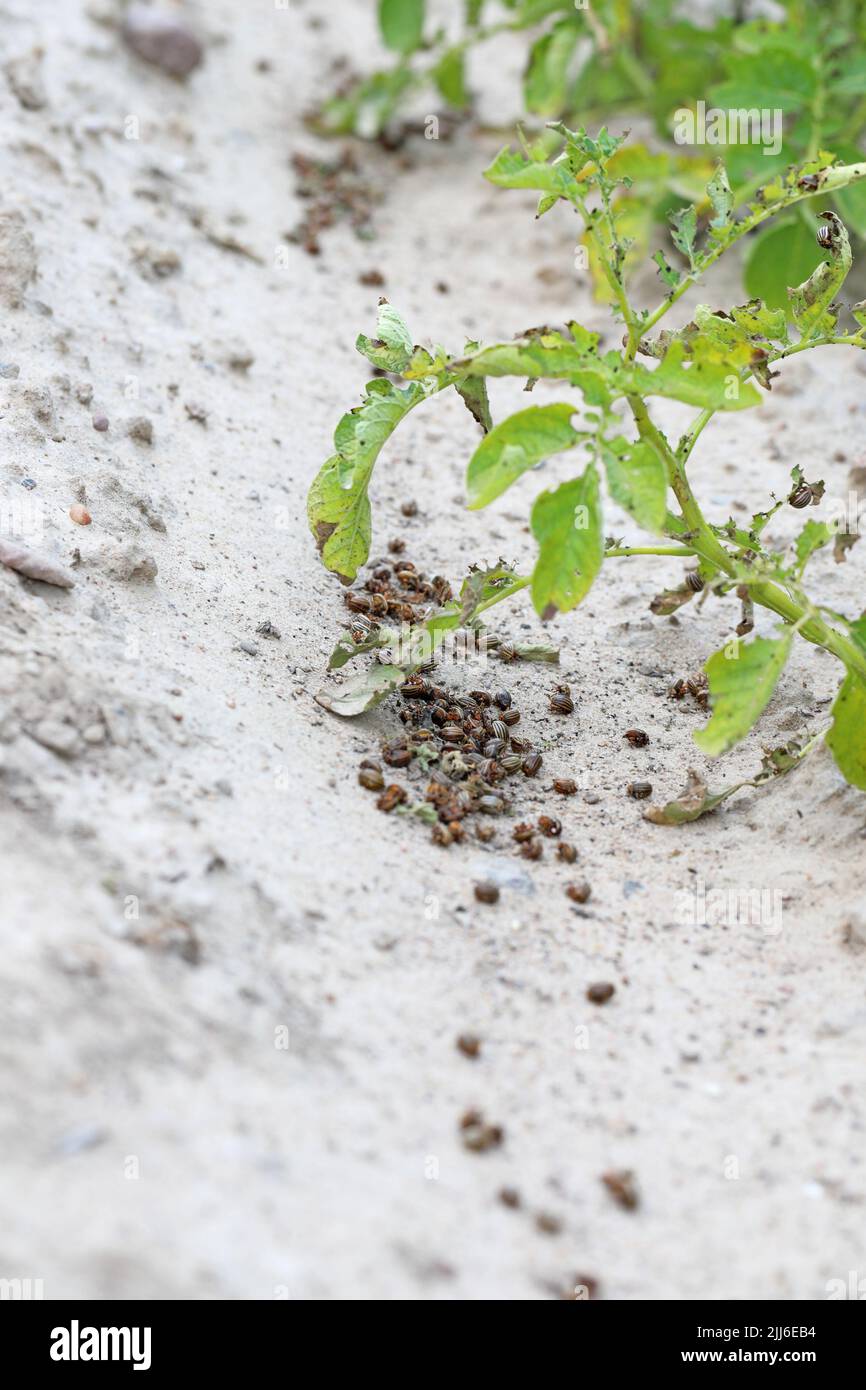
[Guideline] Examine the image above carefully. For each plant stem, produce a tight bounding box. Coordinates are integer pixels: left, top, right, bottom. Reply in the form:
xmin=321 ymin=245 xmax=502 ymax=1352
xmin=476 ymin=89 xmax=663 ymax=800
xmin=472 ymin=575 xmax=531 ymax=617
xmin=677 ymin=406 xmax=715 ymax=462
xmin=626 ymin=393 xmax=866 ymax=686
xmin=606 ymin=545 xmax=694 ymax=558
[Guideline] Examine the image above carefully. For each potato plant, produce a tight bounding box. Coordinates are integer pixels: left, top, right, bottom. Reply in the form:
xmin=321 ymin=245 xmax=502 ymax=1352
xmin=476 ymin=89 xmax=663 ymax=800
xmin=307 ymin=125 xmax=866 ymax=813
xmin=314 ymin=0 xmax=866 ymax=311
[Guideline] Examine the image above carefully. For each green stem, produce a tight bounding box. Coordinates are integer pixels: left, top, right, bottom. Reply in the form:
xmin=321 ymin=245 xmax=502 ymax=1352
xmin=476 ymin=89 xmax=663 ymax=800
xmin=472 ymin=575 xmax=531 ymax=617
xmin=677 ymin=406 xmax=715 ymax=463
xmin=627 ymin=395 xmax=866 ymax=686
xmin=606 ymin=545 xmax=694 ymax=558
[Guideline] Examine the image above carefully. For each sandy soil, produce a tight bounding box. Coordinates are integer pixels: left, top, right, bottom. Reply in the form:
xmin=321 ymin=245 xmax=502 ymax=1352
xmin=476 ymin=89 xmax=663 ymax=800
xmin=2 ymin=0 xmax=866 ymax=1301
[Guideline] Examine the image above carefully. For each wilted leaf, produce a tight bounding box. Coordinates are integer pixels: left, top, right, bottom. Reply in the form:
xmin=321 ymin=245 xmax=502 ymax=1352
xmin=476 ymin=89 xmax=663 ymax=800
xmin=653 ymin=249 xmax=680 ymax=290
xmin=788 ymin=212 xmax=852 ymax=338
xmin=396 ymin=800 xmax=439 ymax=825
xmin=645 ymin=737 xmax=815 ymax=825
xmin=315 ymin=663 xmax=406 ymax=716
xmin=356 ymin=300 xmax=414 ymax=373
xmin=494 ymin=638 xmax=560 ymax=663
xmin=644 ymin=768 xmax=738 ymax=824
xmin=649 ymin=584 xmax=695 ymax=616
xmin=834 ymin=531 xmax=859 ymax=564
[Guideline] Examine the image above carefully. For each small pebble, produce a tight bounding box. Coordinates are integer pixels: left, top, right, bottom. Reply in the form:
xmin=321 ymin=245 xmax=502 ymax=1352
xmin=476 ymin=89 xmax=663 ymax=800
xmin=69 ymin=504 xmax=91 ymax=525
xmin=456 ymin=1034 xmax=481 ymax=1059
xmin=602 ymin=1170 xmax=639 ymax=1211
xmin=587 ymin=981 xmax=615 ymax=1005
xmin=566 ymin=881 xmax=592 ymax=904
xmin=127 ymin=415 xmax=153 ymax=445
xmin=122 ymin=4 xmax=204 ymax=79
xmin=92 ymin=414 xmax=109 ymax=432
xmin=474 ymin=881 xmax=499 ymax=904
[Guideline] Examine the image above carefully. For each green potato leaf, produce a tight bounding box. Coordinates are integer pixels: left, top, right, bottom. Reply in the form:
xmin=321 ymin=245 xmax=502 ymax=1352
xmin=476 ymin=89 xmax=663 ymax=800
xmin=602 ymin=437 xmax=668 ymax=534
xmin=827 ymin=674 xmax=866 ymax=789
xmin=524 ymin=18 xmax=581 ymax=117
xmin=307 ymin=379 xmax=426 ymax=582
xmin=794 ymin=518 xmax=836 ymax=573
xmin=669 ymin=204 xmax=698 ymax=266
xmin=433 ymin=47 xmax=469 ymax=108
xmin=707 ymin=162 xmax=733 ymax=231
xmin=826 ymin=616 xmax=866 ymax=789
xmin=484 ymin=146 xmax=583 ymax=202
xmin=731 ymin=298 xmax=788 ymax=344
xmin=378 ymin=0 xmax=425 ymax=55
xmin=466 ymin=403 xmax=583 ymax=508
xmin=449 ymin=327 xmax=760 ymax=411
xmin=530 ymin=463 xmax=603 ymax=618
xmin=710 ymin=45 xmax=816 ymax=114
xmin=694 ymin=633 xmax=793 ymax=757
